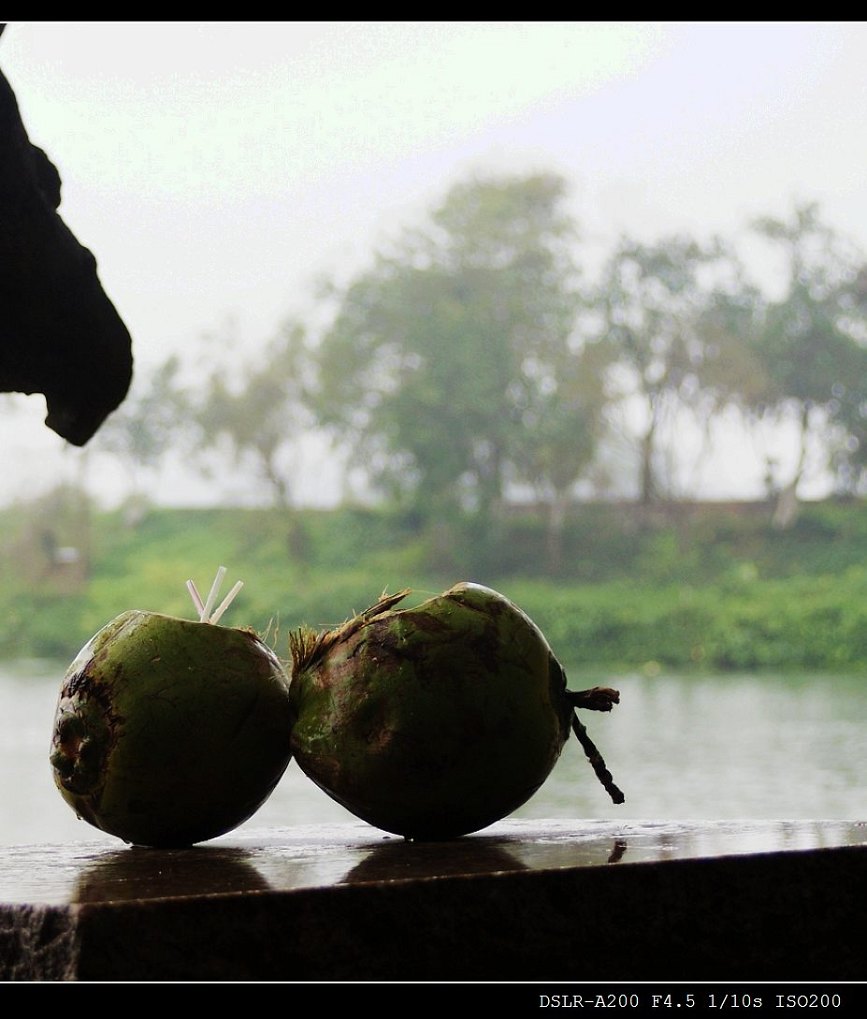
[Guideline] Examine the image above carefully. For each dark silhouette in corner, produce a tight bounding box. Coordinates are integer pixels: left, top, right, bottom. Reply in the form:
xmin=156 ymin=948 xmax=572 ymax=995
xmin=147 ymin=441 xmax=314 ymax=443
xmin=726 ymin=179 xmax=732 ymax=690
xmin=0 ymin=23 xmax=133 ymax=445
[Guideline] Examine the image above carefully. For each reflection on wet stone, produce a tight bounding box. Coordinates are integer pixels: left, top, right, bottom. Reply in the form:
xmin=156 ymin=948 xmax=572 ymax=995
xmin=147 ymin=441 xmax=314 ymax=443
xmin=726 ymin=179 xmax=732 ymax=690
xmin=607 ymin=838 xmax=628 ymax=863
xmin=341 ymin=836 xmax=529 ymax=884
xmin=71 ymin=846 xmax=271 ymax=904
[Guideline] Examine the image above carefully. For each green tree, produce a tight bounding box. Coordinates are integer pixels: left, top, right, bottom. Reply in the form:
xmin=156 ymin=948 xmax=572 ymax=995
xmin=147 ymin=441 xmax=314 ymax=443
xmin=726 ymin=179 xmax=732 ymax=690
xmin=93 ymin=354 xmax=191 ymax=500
xmin=746 ymin=203 xmax=867 ymax=524
xmin=194 ymin=321 xmax=312 ymax=508
xmin=509 ymin=337 xmax=612 ymax=570
xmin=826 ymin=264 xmax=867 ymax=494
xmin=599 ymin=234 xmax=757 ymax=504
xmin=314 ymin=173 xmax=597 ymax=542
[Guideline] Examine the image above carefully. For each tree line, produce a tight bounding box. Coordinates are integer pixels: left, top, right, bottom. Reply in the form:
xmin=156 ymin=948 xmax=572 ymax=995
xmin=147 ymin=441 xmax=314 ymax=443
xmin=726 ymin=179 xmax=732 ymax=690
xmin=93 ymin=171 xmax=867 ymax=559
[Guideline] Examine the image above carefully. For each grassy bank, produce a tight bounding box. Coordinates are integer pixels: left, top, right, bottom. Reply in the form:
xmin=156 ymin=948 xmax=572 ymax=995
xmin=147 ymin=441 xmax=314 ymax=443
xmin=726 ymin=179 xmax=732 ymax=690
xmin=3 ymin=495 xmax=867 ymax=671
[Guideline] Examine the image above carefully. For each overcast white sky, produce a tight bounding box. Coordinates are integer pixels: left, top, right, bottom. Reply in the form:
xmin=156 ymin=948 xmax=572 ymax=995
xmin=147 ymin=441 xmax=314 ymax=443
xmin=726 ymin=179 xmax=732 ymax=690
xmin=2 ymin=21 xmax=867 ymax=506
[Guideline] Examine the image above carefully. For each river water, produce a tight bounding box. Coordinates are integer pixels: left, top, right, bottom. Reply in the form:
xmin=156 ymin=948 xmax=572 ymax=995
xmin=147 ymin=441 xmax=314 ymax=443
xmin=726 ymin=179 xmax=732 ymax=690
xmin=2 ymin=661 xmax=864 ymax=846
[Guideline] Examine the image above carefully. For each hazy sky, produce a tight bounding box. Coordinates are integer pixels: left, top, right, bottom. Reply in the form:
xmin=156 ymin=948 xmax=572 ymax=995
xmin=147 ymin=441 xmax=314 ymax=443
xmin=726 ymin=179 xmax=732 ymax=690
xmin=2 ymin=21 xmax=866 ymax=506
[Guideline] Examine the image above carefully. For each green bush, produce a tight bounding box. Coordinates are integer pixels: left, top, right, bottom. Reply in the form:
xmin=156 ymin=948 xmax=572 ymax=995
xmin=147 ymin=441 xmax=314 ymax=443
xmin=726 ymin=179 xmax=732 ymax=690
xmin=4 ymin=496 xmax=867 ymax=670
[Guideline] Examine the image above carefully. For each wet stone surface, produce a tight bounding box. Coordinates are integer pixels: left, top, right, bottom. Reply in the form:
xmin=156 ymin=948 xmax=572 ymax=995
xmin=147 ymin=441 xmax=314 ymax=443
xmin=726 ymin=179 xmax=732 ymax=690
xmin=1 ymin=819 xmax=864 ymax=981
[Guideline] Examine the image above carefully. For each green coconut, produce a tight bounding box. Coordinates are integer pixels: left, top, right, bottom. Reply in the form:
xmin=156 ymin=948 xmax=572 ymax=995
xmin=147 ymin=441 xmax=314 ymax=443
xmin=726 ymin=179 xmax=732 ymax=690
xmin=50 ymin=609 xmax=294 ymax=847
xmin=288 ymin=582 xmax=623 ymax=840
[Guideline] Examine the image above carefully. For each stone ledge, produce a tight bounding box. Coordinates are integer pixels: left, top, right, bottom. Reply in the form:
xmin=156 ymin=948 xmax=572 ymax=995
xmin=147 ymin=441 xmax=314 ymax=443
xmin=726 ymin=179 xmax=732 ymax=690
xmin=1 ymin=819 xmax=864 ymax=981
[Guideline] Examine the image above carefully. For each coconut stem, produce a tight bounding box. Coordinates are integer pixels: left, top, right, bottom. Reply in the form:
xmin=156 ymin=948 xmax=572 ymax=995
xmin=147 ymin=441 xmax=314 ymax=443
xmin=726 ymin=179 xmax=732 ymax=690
xmin=571 ymin=710 xmax=625 ymax=805
xmin=567 ymin=687 xmax=620 ymax=712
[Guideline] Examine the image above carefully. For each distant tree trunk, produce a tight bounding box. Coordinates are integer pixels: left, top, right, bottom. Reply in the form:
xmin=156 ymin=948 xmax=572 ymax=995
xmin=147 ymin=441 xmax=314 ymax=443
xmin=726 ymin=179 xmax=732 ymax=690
xmin=259 ymin=446 xmax=290 ymax=509
xmin=772 ymin=405 xmax=810 ymax=530
xmin=771 ymin=481 xmax=800 ymax=529
xmin=286 ymin=512 xmax=310 ymax=575
xmin=639 ymin=417 xmax=658 ymax=505
xmin=545 ymin=493 xmax=568 ymax=575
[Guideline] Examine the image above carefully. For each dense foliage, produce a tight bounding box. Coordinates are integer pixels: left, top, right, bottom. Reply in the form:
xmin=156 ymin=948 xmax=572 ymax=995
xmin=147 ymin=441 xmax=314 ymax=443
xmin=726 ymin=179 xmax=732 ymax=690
xmin=4 ymin=497 xmax=867 ymax=672
xmin=81 ymin=175 xmax=867 ymax=562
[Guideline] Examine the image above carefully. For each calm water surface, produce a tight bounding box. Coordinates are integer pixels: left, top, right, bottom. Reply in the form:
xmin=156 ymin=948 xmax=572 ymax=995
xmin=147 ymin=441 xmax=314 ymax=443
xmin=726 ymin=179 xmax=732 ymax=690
xmin=2 ymin=661 xmax=864 ymax=846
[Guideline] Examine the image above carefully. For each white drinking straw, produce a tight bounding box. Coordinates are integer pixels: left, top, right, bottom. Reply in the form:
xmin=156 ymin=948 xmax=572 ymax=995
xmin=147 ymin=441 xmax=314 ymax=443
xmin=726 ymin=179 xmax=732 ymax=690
xmin=200 ymin=565 xmax=227 ymax=623
xmin=209 ymin=581 xmax=244 ymax=624
xmin=186 ymin=579 xmax=206 ymax=619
